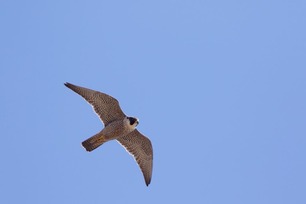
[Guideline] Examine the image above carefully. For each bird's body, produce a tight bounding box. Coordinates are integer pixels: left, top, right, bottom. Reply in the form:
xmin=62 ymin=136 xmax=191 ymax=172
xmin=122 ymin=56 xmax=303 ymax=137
xmin=64 ymin=82 xmax=153 ymax=186
xmin=82 ymin=117 xmax=138 ymax=151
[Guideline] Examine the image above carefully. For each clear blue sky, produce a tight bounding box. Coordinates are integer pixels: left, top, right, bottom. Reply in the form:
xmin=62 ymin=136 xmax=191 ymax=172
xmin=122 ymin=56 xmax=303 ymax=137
xmin=1 ymin=1 xmax=305 ymax=203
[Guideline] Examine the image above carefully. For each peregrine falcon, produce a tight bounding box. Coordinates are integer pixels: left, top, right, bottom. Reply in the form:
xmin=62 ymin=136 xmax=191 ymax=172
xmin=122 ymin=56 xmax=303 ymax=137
xmin=64 ymin=82 xmax=153 ymax=186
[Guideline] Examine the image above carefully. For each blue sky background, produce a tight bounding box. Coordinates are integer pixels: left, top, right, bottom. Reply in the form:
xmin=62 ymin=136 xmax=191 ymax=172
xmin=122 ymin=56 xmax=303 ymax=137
xmin=1 ymin=1 xmax=305 ymax=203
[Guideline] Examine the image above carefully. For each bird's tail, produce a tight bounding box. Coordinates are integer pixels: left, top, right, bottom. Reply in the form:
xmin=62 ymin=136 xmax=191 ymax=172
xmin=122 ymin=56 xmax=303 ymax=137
xmin=82 ymin=132 xmax=107 ymax=152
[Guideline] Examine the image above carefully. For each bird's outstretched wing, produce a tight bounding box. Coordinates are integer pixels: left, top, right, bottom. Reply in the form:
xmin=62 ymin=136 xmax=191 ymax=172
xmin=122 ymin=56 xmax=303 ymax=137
xmin=117 ymin=129 xmax=153 ymax=186
xmin=64 ymin=82 xmax=126 ymax=126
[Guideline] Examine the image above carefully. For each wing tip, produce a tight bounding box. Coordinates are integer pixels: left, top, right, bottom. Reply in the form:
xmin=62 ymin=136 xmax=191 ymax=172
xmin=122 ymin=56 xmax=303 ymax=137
xmin=144 ymin=174 xmax=152 ymax=186
xmin=64 ymin=82 xmax=72 ymax=88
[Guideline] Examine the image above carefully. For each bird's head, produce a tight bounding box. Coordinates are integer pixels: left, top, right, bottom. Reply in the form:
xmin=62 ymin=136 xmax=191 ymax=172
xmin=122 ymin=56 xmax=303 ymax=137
xmin=127 ymin=116 xmax=139 ymax=127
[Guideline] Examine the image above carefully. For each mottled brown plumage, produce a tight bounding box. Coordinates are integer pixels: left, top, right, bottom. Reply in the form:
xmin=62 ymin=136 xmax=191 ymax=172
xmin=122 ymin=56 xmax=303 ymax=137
xmin=64 ymin=83 xmax=126 ymax=125
xmin=117 ymin=130 xmax=153 ymax=185
xmin=64 ymin=82 xmax=153 ymax=186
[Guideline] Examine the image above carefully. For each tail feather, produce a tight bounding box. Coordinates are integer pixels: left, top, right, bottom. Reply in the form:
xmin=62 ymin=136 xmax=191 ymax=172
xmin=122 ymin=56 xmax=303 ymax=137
xmin=82 ymin=132 xmax=106 ymax=152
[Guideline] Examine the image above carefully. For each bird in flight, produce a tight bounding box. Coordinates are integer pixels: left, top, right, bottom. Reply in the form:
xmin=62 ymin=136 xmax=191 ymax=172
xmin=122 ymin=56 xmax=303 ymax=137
xmin=64 ymin=82 xmax=153 ymax=186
